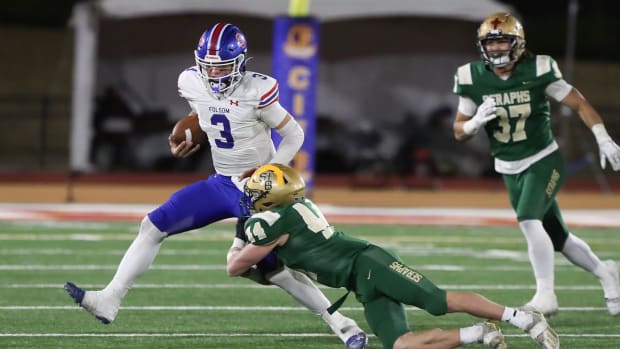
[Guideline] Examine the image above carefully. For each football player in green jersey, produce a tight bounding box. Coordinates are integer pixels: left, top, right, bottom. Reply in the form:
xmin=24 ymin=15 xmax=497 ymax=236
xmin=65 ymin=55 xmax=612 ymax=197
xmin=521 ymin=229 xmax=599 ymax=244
xmin=452 ymin=12 xmax=620 ymax=317
xmin=227 ymin=164 xmax=560 ymax=349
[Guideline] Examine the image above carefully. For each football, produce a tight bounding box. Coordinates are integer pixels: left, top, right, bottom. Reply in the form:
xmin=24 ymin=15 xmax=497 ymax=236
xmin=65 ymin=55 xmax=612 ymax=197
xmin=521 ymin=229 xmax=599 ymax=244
xmin=170 ymin=113 xmax=208 ymax=145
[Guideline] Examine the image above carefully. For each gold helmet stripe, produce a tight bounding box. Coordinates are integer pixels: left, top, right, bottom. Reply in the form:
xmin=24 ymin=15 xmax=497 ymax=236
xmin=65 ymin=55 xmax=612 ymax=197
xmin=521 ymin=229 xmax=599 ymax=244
xmin=258 ymin=164 xmax=285 ymax=185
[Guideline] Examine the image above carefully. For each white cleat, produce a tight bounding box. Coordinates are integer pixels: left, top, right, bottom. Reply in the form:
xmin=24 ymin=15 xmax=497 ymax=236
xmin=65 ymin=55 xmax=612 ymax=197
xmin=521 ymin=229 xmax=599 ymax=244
xmin=64 ymin=282 xmax=120 ymax=324
xmin=479 ymin=321 xmax=507 ymax=349
xmin=520 ymin=293 xmax=559 ymax=317
xmin=602 ymin=260 xmax=620 ymax=316
xmin=328 ymin=315 xmax=368 ymax=349
xmin=524 ymin=311 xmax=560 ymax=349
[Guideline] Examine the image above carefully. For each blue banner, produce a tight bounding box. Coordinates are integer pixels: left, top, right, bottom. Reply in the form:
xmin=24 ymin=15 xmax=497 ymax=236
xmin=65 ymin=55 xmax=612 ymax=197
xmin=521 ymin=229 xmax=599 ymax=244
xmin=271 ymin=16 xmax=319 ymax=193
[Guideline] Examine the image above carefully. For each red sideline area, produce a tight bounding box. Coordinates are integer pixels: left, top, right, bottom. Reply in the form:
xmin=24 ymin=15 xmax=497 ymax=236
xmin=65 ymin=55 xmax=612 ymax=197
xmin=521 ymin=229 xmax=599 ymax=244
xmin=0 ymin=204 xmax=618 ymax=228
xmin=1 ymin=171 xmax=619 ymax=191
xmin=0 ymin=172 xmax=619 ymax=228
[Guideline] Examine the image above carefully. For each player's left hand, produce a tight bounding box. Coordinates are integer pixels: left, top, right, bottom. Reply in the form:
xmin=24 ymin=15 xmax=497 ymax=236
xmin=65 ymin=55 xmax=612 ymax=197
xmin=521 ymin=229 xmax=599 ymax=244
xmin=598 ymin=139 xmax=620 ymax=171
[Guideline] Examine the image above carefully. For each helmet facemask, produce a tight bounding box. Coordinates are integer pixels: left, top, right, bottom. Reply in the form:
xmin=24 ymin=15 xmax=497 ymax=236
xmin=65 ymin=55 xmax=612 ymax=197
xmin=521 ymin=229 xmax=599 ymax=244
xmin=478 ymin=35 xmax=524 ymax=67
xmin=195 ymin=53 xmax=245 ymax=94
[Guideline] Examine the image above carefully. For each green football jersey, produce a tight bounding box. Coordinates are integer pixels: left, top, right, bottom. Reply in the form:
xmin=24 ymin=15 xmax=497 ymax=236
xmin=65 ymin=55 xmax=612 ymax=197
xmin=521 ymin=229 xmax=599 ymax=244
xmin=453 ymin=55 xmax=562 ymax=161
xmin=244 ymin=198 xmax=370 ymax=288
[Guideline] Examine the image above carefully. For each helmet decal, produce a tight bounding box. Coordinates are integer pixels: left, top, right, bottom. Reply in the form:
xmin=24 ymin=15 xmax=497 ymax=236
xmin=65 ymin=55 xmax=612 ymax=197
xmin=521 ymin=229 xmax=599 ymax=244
xmin=242 ymin=164 xmax=306 ymax=214
xmin=490 ymin=17 xmax=502 ymax=29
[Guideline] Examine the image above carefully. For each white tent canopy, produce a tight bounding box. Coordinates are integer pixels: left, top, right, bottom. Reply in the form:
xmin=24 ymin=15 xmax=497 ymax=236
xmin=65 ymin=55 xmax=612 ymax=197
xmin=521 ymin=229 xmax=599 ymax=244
xmin=99 ymin=0 xmax=514 ymax=22
xmin=70 ymin=0 xmax=515 ymax=171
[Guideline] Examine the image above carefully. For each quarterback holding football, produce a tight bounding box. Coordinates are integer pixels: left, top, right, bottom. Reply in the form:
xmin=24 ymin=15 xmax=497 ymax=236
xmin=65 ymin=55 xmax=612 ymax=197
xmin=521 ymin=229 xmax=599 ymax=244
xmin=65 ymin=22 xmax=367 ymax=349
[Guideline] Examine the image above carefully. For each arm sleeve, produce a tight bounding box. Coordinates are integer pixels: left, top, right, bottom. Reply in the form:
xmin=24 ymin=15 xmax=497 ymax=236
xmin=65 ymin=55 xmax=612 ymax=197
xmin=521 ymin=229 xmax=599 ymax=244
xmin=545 ymin=79 xmax=573 ymax=102
xmin=271 ymin=116 xmax=305 ymax=165
xmin=457 ymin=96 xmax=477 ymax=116
xmin=259 ymin=101 xmax=289 ymax=128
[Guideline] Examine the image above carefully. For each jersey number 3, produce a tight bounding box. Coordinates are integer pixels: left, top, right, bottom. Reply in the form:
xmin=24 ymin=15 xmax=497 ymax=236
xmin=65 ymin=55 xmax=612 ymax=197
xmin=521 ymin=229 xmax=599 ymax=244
xmin=493 ymin=103 xmax=531 ymax=143
xmin=211 ymin=114 xmax=234 ymax=148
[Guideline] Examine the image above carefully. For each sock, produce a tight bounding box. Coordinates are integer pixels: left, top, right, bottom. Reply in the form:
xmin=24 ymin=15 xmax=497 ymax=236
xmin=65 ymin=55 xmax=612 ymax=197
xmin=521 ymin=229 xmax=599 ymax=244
xmin=267 ymin=267 xmax=356 ymax=342
xmin=267 ymin=266 xmax=330 ymax=315
xmin=102 ymin=216 xmax=167 ymax=299
xmin=595 ymin=263 xmax=619 ymax=299
xmin=502 ymin=307 xmax=533 ymax=330
xmin=459 ymin=324 xmax=484 ymax=344
xmin=519 ymin=220 xmax=555 ymax=293
xmin=534 ymin=278 xmax=555 ymax=298
xmin=561 ymin=233 xmax=602 ymax=274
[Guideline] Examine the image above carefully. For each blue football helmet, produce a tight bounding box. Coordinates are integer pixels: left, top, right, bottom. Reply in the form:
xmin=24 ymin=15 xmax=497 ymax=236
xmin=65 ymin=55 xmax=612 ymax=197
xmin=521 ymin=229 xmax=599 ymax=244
xmin=194 ymin=23 xmax=248 ymax=93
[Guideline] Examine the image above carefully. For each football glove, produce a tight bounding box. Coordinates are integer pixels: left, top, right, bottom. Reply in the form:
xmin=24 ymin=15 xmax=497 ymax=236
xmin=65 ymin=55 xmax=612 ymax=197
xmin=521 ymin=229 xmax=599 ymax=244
xmin=463 ymin=97 xmax=497 ymax=135
xmin=598 ymin=139 xmax=620 ymax=171
xmin=592 ymin=124 xmax=620 ymax=171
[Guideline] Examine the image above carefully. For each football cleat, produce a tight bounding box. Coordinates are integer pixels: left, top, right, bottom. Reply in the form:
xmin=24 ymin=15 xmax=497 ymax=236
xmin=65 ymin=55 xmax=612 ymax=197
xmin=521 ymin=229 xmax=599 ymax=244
xmin=480 ymin=321 xmax=507 ymax=349
xmin=602 ymin=260 xmax=620 ymax=316
xmin=344 ymin=332 xmax=368 ymax=349
xmin=520 ymin=293 xmax=559 ymax=317
xmin=524 ymin=311 xmax=560 ymax=349
xmin=64 ymin=282 xmax=118 ymax=324
xmin=328 ymin=314 xmax=368 ymax=349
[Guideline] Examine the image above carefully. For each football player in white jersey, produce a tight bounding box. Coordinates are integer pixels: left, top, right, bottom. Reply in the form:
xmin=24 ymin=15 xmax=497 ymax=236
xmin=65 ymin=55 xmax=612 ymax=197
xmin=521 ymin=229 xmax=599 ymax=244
xmin=65 ymin=23 xmax=367 ymax=349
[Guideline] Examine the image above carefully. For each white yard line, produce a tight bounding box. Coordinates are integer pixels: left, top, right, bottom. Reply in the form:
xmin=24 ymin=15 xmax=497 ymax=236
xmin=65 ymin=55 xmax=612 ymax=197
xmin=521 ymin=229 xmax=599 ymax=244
xmin=0 ymin=332 xmax=619 ymax=338
xmin=0 ymin=283 xmax=605 ymax=291
xmin=0 ymin=264 xmax=593 ymax=271
xmin=0 ymin=305 xmax=609 ymax=312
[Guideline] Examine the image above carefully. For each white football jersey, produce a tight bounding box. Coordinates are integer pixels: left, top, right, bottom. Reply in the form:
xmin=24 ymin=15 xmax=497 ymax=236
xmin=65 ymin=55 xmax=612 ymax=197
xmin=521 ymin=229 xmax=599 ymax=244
xmin=177 ymin=68 xmax=289 ymax=176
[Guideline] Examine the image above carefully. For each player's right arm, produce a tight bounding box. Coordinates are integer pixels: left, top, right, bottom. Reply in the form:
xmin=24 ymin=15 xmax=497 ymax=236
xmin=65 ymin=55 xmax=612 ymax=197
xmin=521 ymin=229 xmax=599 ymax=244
xmin=453 ymin=96 xmax=497 ymax=141
xmin=454 ymin=110 xmax=475 ymax=142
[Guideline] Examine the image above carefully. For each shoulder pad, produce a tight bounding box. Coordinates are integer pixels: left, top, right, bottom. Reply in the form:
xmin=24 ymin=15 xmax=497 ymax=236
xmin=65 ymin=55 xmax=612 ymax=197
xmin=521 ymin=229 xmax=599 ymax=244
xmin=535 ymin=55 xmax=562 ymax=79
xmin=178 ymin=67 xmax=203 ymax=99
xmin=456 ymin=63 xmax=473 ymax=85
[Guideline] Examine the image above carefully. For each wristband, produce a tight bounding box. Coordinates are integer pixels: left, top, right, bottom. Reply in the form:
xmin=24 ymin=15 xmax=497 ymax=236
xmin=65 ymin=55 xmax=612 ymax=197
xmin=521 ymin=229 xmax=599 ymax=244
xmin=462 ymin=119 xmax=479 ymax=135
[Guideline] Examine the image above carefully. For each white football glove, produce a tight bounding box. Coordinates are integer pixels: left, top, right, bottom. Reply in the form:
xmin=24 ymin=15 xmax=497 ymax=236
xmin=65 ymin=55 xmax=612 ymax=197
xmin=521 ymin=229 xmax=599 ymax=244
xmin=598 ymin=139 xmax=620 ymax=171
xmin=463 ymin=98 xmax=497 ymax=135
xmin=592 ymin=124 xmax=620 ymax=171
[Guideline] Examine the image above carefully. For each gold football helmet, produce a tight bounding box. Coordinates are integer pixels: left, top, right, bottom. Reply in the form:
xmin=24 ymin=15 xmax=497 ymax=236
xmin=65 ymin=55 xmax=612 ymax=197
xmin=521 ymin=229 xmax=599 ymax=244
xmin=477 ymin=12 xmax=526 ymax=67
xmin=243 ymin=164 xmax=306 ymax=213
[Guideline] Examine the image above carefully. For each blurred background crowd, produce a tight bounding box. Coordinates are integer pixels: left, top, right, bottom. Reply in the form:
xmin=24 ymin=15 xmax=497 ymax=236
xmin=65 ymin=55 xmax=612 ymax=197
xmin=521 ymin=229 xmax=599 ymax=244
xmin=1 ymin=0 xmax=618 ymax=188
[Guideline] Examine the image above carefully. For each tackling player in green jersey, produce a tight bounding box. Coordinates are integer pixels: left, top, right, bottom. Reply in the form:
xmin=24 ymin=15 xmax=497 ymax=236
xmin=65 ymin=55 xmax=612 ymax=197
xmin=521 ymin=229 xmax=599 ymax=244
xmin=452 ymin=13 xmax=620 ymax=317
xmin=227 ymin=164 xmax=560 ymax=349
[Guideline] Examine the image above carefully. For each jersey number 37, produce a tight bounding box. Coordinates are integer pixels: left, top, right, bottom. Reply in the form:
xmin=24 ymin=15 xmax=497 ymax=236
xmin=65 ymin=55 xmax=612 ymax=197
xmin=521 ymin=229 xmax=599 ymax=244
xmin=493 ymin=103 xmax=531 ymax=143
